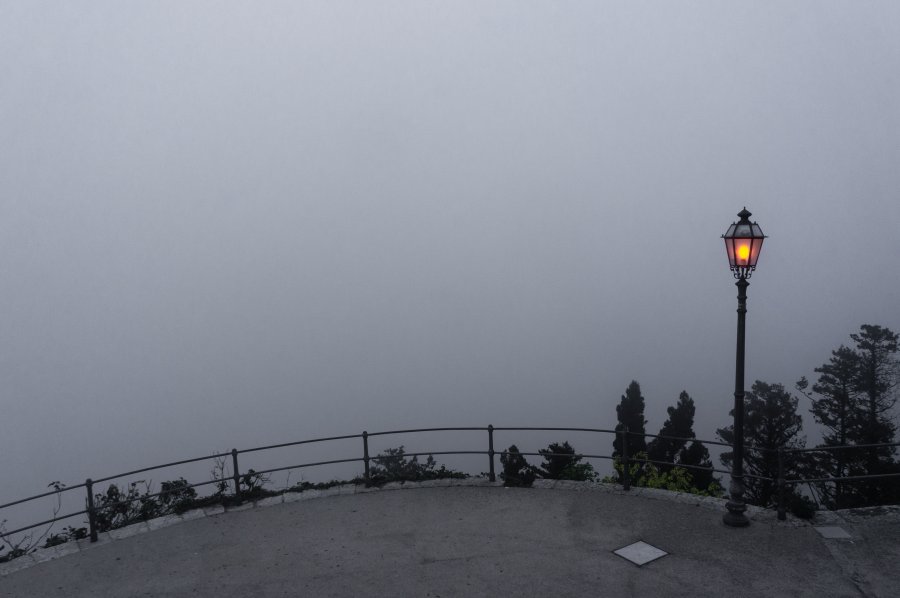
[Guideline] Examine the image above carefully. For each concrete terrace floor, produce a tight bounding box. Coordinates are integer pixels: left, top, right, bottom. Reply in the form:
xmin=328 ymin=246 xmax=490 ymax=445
xmin=2 ymin=480 xmax=898 ymax=598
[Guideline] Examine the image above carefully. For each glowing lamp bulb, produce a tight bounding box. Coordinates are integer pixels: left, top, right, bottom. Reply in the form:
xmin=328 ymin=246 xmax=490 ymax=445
xmin=737 ymin=243 xmax=751 ymax=262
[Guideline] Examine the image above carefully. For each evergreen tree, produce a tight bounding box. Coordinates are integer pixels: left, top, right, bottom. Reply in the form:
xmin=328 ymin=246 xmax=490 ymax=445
xmin=849 ymin=325 xmax=899 ymax=503
xmin=538 ymin=441 xmax=578 ymax=479
xmin=717 ymin=381 xmax=806 ymax=507
xmin=537 ymin=441 xmax=597 ymax=481
xmin=797 ymin=345 xmax=864 ymax=508
xmin=612 ymin=381 xmax=647 ymax=458
xmin=646 ymin=391 xmax=717 ymax=491
xmin=678 ymin=440 xmax=717 ymax=492
xmin=647 ymin=391 xmax=696 ymax=469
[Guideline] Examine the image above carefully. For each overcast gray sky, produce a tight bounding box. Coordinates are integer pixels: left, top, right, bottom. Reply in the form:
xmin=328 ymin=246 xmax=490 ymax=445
xmin=2 ymin=1 xmax=899 ymax=505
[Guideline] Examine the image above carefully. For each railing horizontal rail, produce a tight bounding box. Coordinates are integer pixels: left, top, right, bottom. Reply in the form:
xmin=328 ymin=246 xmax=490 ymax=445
xmin=492 ymin=427 xmax=616 ymax=434
xmin=371 ymin=450 xmax=486 ymax=459
xmin=635 ymin=432 xmax=746 ymax=451
xmin=239 ymin=433 xmax=363 ymax=455
xmin=625 ymin=456 xmax=730 ymax=476
xmin=0 ymin=510 xmax=88 ymax=539
xmin=250 ymin=457 xmax=364 ymax=478
xmin=502 ymin=451 xmax=615 ymax=461
xmin=785 ymin=442 xmax=900 ymax=454
xmin=92 ymin=452 xmax=233 ymax=485
xmin=366 ymin=427 xmax=488 ymax=437
xmin=784 ymin=472 xmax=900 ymax=485
xmin=0 ymin=483 xmax=86 ymax=511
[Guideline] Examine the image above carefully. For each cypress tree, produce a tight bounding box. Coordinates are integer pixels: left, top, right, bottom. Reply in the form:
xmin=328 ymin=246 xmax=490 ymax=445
xmin=647 ymin=391 xmax=717 ymax=491
xmin=612 ymin=380 xmax=647 ymax=460
xmin=647 ymin=391 xmax=696 ymax=469
xmin=678 ymin=440 xmax=717 ymax=491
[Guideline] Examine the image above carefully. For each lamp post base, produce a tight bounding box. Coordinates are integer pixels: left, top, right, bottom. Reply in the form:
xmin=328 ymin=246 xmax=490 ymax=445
xmin=723 ymin=476 xmax=750 ymax=527
xmin=723 ymin=504 xmax=750 ymax=527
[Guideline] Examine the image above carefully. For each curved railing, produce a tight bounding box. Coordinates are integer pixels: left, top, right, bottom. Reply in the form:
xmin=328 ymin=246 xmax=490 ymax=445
xmin=2 ymin=426 xmax=898 ymax=558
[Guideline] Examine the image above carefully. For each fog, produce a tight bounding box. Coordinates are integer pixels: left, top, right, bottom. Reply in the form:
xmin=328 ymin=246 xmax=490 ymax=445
xmin=2 ymin=1 xmax=899 ymax=513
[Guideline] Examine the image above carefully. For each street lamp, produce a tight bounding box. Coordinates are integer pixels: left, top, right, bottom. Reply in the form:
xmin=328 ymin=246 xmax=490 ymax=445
xmin=722 ymin=208 xmax=766 ymax=527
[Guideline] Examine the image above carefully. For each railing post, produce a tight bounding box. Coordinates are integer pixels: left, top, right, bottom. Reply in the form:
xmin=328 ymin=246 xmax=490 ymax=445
xmin=622 ymin=426 xmax=631 ymax=491
xmin=362 ymin=431 xmax=370 ymax=485
xmin=85 ymin=478 xmax=98 ymax=543
xmin=488 ymin=425 xmax=496 ymax=482
xmin=777 ymin=448 xmax=786 ymax=521
xmin=231 ymin=449 xmax=242 ymax=504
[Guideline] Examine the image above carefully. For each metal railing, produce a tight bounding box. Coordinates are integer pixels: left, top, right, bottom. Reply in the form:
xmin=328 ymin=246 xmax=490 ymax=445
xmin=2 ymin=426 xmax=899 ymax=552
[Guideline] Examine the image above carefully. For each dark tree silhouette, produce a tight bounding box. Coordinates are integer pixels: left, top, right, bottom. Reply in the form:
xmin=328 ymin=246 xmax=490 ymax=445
xmin=537 ymin=442 xmax=596 ymax=481
xmin=612 ymin=380 xmax=647 ymax=460
xmin=717 ymin=381 xmax=806 ymax=507
xmin=798 ymin=345 xmax=864 ymax=508
xmin=646 ymin=391 xmax=716 ymax=491
xmin=850 ymin=325 xmax=899 ymax=503
xmin=538 ymin=441 xmax=579 ymax=479
xmin=678 ymin=440 xmax=717 ymax=491
xmin=500 ymin=445 xmax=537 ymax=487
xmin=647 ymin=391 xmax=697 ymax=469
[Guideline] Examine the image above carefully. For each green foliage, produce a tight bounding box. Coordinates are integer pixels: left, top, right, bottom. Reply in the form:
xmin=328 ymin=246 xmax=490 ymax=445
xmin=559 ymin=462 xmax=598 ymax=482
xmin=93 ymin=481 xmax=160 ymax=532
xmin=538 ymin=441 xmax=597 ymax=481
xmin=646 ymin=391 xmax=720 ymax=493
xmin=603 ymin=453 xmax=724 ymax=497
xmin=500 ymin=445 xmax=537 ymax=487
xmin=367 ymin=446 xmax=468 ymax=485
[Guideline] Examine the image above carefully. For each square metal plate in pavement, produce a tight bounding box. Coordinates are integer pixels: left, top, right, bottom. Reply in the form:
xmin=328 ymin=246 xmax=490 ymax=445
xmin=815 ymin=526 xmax=852 ymax=539
xmin=613 ymin=541 xmax=668 ymax=566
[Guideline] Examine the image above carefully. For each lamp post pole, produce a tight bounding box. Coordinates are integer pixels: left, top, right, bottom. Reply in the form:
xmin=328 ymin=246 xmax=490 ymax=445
xmin=724 ymin=276 xmax=750 ymax=527
xmin=721 ymin=208 xmax=765 ymax=528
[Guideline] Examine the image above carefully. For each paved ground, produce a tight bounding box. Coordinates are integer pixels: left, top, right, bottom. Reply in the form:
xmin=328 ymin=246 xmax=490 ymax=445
xmin=2 ymin=480 xmax=898 ymax=597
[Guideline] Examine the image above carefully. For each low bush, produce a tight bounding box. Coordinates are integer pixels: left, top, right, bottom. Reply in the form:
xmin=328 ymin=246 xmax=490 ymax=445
xmin=500 ymin=445 xmax=537 ymax=487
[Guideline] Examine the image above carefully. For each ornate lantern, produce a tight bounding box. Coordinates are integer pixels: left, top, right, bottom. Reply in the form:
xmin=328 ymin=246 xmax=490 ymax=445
xmin=722 ymin=208 xmax=766 ymax=278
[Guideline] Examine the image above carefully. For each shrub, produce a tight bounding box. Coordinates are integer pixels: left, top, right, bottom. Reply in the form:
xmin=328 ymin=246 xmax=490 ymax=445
xmin=367 ymin=446 xmax=468 ymax=485
xmin=538 ymin=441 xmax=598 ymax=481
xmin=240 ymin=470 xmax=276 ymax=500
xmin=500 ymin=445 xmax=537 ymax=487
xmin=159 ymin=478 xmax=197 ymax=513
xmin=93 ymin=481 xmax=160 ymax=532
xmin=604 ymin=453 xmax=724 ymax=497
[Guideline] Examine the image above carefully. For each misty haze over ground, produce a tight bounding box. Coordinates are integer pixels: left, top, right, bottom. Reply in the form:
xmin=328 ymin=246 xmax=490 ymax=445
xmin=2 ymin=2 xmax=899 ymax=514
